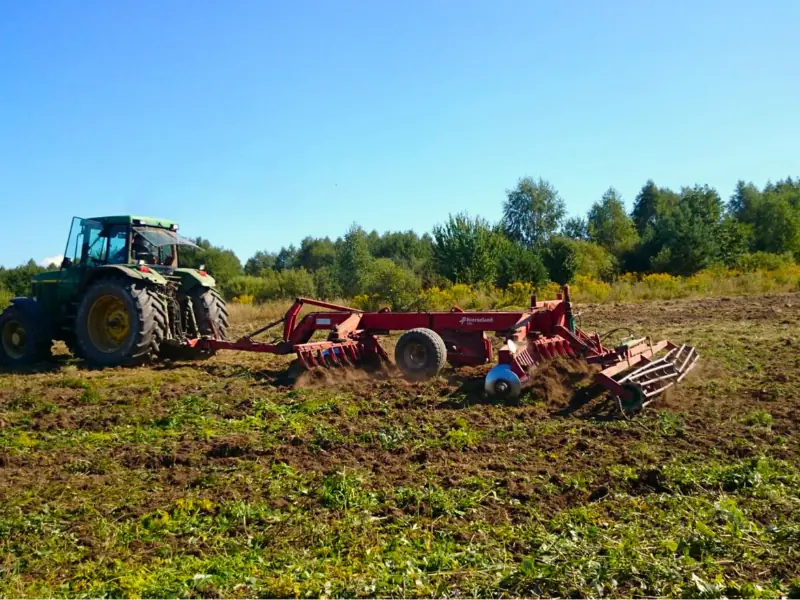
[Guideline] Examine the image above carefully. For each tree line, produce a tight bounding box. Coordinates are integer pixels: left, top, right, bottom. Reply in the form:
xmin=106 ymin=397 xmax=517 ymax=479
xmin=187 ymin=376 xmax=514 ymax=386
xmin=2 ymin=176 xmax=798 ymax=307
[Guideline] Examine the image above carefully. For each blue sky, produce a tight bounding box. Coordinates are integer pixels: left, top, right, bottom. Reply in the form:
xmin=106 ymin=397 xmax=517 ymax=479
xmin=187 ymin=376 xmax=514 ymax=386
xmin=1 ymin=0 xmax=798 ymax=268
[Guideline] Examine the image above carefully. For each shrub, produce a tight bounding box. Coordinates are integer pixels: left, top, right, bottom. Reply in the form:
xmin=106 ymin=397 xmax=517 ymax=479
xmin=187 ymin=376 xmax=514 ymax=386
xmin=735 ymin=252 xmax=795 ymax=272
xmin=501 ymin=282 xmax=534 ymax=307
xmin=278 ymin=268 xmax=316 ymax=299
xmin=221 ymin=269 xmax=316 ymax=303
xmin=544 ymin=237 xmax=617 ymax=284
xmin=571 ymin=275 xmax=611 ymax=303
xmin=496 ymin=241 xmax=548 ymax=288
xmin=544 ymin=237 xmax=580 ymax=284
xmin=362 ymin=259 xmax=422 ymax=311
xmin=223 ymin=275 xmax=277 ymax=301
xmin=313 ymin=266 xmax=343 ymax=299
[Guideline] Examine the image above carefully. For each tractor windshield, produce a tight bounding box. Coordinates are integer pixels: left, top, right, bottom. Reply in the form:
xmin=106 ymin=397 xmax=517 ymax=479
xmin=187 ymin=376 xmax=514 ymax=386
xmin=132 ymin=227 xmax=199 ymax=249
xmin=131 ymin=227 xmax=200 ymax=267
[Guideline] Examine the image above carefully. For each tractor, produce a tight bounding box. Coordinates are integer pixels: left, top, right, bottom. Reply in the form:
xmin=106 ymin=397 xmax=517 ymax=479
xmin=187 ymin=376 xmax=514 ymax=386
xmin=0 ymin=216 xmax=229 ymax=367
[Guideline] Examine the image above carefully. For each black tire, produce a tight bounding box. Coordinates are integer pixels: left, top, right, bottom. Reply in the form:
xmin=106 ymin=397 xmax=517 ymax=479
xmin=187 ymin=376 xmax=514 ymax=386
xmin=165 ymin=287 xmax=229 ymax=361
xmin=0 ymin=304 xmax=53 ymax=366
xmin=190 ymin=287 xmax=229 ymax=340
xmin=394 ymin=328 xmax=447 ymax=380
xmin=75 ymin=278 xmax=167 ymax=367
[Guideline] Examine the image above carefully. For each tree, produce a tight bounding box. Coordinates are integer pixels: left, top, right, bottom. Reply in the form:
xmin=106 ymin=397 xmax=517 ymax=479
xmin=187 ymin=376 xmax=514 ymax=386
xmin=432 ymin=213 xmax=500 ymax=284
xmin=649 ymin=185 xmax=724 ymax=275
xmin=495 ymin=236 xmax=548 ymax=288
xmin=543 ymin=237 xmax=580 ymax=285
xmin=716 ymin=216 xmax=753 ymax=267
xmin=180 ymin=237 xmax=243 ymax=287
xmin=363 ymin=258 xmax=422 ymax=310
xmin=752 ymin=192 xmax=800 ymax=257
xmin=731 ymin=179 xmax=800 ymax=258
xmin=336 ymin=224 xmax=374 ymax=297
xmin=372 ymin=231 xmax=433 ymax=270
xmin=0 ymin=260 xmax=46 ymax=297
xmin=628 ymin=181 xmax=680 ymax=271
xmin=275 ymin=245 xmax=298 ymax=271
xmin=587 ymin=187 xmax=639 ymax=257
xmin=244 ymin=251 xmax=277 ymax=276
xmin=313 ymin=266 xmax=343 ymax=299
xmin=501 ymin=177 xmax=566 ymax=249
xmin=562 ymin=216 xmax=589 ymax=241
xmin=543 ymin=237 xmax=617 ymax=284
xmin=296 ymin=237 xmax=337 ymax=272
xmin=631 ymin=180 xmax=678 ymax=237
xmin=728 ymin=180 xmax=763 ymax=224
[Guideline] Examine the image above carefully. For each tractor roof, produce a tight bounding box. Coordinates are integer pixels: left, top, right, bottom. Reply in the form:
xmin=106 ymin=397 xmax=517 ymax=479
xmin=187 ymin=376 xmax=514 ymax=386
xmin=87 ymin=216 xmax=178 ymax=229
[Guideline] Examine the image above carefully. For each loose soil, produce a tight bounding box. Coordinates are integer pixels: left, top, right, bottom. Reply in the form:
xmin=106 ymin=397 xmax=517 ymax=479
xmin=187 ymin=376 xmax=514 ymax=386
xmin=1 ymin=292 xmax=799 ymax=597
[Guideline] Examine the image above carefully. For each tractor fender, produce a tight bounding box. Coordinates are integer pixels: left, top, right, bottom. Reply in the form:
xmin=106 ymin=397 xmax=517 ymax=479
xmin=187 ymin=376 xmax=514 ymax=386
xmin=84 ymin=265 xmax=168 ymax=288
xmin=173 ymin=268 xmax=217 ymax=292
xmin=8 ymin=297 xmax=54 ymax=330
xmin=10 ymin=297 xmax=47 ymax=314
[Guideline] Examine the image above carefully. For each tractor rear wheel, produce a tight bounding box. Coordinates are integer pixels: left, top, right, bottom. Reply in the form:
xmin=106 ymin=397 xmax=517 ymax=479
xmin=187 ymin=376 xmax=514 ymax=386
xmin=0 ymin=304 xmax=52 ymax=366
xmin=394 ymin=328 xmax=447 ymax=380
xmin=190 ymin=287 xmax=229 ymax=341
xmin=159 ymin=287 xmax=228 ymax=361
xmin=166 ymin=287 xmax=229 ymax=360
xmin=75 ymin=278 xmax=167 ymax=366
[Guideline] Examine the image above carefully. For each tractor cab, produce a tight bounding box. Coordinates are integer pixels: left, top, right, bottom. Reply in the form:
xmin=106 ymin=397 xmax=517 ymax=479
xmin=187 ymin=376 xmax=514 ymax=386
xmin=61 ymin=216 xmax=199 ymax=272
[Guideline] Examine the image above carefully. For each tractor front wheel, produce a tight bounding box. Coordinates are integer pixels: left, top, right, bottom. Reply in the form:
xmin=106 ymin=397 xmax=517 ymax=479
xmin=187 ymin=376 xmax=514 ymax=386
xmin=75 ymin=278 xmax=167 ymax=366
xmin=0 ymin=304 xmax=52 ymax=366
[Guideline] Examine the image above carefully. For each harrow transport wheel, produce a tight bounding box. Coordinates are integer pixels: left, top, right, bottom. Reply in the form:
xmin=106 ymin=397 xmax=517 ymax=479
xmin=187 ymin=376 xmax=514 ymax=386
xmin=0 ymin=305 xmax=52 ymax=366
xmin=75 ymin=278 xmax=167 ymax=367
xmin=395 ymin=328 xmax=447 ymax=381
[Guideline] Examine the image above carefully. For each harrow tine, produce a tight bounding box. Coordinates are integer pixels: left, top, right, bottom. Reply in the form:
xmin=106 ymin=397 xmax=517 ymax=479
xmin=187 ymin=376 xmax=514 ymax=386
xmin=677 ymin=346 xmax=696 ymax=375
xmin=636 ymin=371 xmax=680 ymax=388
xmin=328 ymin=348 xmax=343 ymax=367
xmin=619 ymin=356 xmax=670 ymax=382
xmin=340 ymin=348 xmax=355 ymax=367
xmin=677 ymin=352 xmax=699 ymax=382
xmin=621 ymin=359 xmax=675 ymax=382
xmin=644 ymin=380 xmax=676 ymax=398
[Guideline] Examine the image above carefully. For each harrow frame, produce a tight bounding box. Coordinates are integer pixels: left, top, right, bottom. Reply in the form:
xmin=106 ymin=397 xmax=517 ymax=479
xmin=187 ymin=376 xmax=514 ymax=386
xmin=187 ymin=286 xmax=697 ymax=412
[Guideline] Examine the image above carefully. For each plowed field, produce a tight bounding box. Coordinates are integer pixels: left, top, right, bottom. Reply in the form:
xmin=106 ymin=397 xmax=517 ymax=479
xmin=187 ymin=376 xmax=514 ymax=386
xmin=1 ymin=293 xmax=799 ymax=597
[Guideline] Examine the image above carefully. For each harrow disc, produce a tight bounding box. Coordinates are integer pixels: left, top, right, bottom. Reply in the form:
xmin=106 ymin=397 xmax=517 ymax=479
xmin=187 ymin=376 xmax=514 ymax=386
xmin=484 ymin=364 xmax=522 ymax=399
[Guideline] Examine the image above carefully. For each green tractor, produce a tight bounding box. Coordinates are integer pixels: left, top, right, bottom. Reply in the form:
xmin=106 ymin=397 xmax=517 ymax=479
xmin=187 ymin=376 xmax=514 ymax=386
xmin=0 ymin=216 xmax=228 ymax=367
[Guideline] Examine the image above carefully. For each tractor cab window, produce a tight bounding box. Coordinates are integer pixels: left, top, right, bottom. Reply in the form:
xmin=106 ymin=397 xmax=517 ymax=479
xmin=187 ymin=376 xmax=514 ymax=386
xmin=64 ymin=218 xmax=103 ymax=268
xmin=106 ymin=226 xmax=129 ymax=264
xmin=63 ymin=218 xmax=130 ymax=268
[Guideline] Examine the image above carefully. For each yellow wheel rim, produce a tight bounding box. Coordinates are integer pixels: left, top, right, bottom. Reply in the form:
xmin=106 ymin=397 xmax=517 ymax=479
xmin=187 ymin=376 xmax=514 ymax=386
xmin=2 ymin=319 xmax=27 ymax=360
xmin=87 ymin=295 xmax=131 ymax=353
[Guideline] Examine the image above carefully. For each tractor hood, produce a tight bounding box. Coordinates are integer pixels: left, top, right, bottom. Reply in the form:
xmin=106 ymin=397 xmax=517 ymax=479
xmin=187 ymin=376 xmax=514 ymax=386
xmin=133 ymin=227 xmax=200 ymax=249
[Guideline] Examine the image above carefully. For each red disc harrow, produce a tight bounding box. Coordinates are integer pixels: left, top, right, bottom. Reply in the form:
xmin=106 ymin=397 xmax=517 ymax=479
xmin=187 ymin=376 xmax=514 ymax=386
xmin=187 ymin=285 xmax=697 ymax=414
